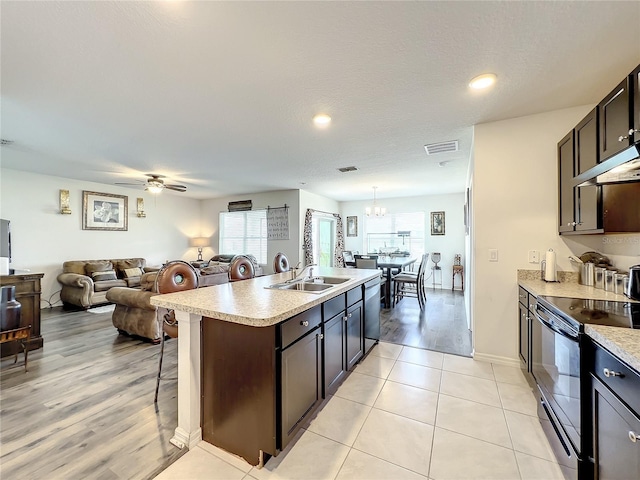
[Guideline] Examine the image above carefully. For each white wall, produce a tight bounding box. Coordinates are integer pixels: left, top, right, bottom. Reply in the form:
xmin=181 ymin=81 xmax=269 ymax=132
xmin=0 ymin=169 xmax=202 ymax=304
xmin=340 ymin=193 xmax=465 ymax=289
xmin=472 ymin=105 xmax=596 ymax=363
xmin=200 ymin=189 xmax=339 ymax=274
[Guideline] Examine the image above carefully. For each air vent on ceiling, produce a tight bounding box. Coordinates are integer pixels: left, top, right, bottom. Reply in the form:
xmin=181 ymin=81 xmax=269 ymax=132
xmin=424 ymin=140 xmax=459 ymax=156
xmin=337 ymin=166 xmax=358 ymax=173
xmin=0 ymin=139 xmax=14 ymax=146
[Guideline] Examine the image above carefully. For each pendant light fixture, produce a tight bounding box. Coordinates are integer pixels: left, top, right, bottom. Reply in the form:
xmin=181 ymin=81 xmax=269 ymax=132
xmin=365 ymin=186 xmax=386 ymax=217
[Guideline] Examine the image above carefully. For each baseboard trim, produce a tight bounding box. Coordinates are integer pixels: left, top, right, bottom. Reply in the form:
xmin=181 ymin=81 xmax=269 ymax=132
xmin=473 ymin=352 xmax=521 ymax=367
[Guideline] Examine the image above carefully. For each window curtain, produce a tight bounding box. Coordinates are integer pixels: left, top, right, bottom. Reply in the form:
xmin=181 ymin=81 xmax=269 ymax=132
xmin=303 ymin=209 xmax=345 ymax=267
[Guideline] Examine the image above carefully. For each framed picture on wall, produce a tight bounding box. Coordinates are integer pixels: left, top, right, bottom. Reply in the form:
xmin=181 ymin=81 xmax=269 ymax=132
xmin=346 ymin=216 xmax=358 ymax=237
xmin=83 ymin=191 xmax=128 ymax=231
xmin=430 ymin=211 xmax=445 ymax=236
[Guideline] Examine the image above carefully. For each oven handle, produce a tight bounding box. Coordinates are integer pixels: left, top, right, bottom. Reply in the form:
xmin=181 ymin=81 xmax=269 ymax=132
xmin=534 ymin=306 xmax=579 ymax=342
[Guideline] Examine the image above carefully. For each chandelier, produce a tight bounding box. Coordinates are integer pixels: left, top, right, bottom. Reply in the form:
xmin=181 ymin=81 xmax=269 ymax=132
xmin=365 ymin=186 xmax=386 ymax=217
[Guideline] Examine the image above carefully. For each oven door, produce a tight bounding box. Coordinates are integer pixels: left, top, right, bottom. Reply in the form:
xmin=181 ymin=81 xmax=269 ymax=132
xmin=531 ymin=303 xmax=581 ymax=454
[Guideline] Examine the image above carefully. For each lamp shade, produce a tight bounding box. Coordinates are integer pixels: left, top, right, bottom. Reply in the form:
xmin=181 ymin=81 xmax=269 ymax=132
xmin=190 ymin=237 xmax=210 ymax=248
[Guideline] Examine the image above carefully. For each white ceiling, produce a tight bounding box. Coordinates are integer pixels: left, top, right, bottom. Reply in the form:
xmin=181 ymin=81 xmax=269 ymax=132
xmin=1 ymin=1 xmax=639 ymax=201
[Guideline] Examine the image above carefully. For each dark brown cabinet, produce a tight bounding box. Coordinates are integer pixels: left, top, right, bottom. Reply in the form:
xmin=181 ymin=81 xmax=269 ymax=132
xmin=322 ymin=288 xmax=364 ymax=394
xmin=558 ymin=109 xmax=603 ymax=234
xmin=280 ymin=323 xmax=322 ymax=448
xmin=599 ymin=76 xmax=632 ymax=161
xmin=633 ymin=65 xmax=640 ymax=142
xmin=517 ymin=286 xmax=534 ymax=373
xmin=0 ymin=273 xmax=44 ymax=357
xmin=591 ymin=342 xmax=640 ymax=480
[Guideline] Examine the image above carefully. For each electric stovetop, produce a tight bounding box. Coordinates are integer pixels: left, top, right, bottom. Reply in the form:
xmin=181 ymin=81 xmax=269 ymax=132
xmin=538 ymin=296 xmax=640 ymax=329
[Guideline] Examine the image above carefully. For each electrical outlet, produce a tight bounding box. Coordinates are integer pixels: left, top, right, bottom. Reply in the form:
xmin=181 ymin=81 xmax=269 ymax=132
xmin=489 ymin=249 xmax=498 ymax=262
xmin=528 ymin=250 xmax=540 ymax=263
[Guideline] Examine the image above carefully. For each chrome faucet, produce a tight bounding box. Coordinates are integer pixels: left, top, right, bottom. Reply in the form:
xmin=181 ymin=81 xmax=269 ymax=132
xmin=287 ymin=263 xmax=316 ymax=283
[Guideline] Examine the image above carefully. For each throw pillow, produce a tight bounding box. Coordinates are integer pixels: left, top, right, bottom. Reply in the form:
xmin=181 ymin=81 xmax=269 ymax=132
xmin=123 ymin=267 xmax=144 ymax=278
xmin=91 ymin=270 xmax=117 ymax=282
xmin=85 ymin=261 xmax=114 ymax=275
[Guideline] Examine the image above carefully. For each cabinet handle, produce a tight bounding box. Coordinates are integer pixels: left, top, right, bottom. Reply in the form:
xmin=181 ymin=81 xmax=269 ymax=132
xmin=603 ymin=368 xmax=624 ymax=378
xmin=348 ymin=313 xmax=352 ymax=318
xmin=628 ymin=128 xmax=639 ymax=136
xmin=618 ymin=134 xmax=629 ymax=142
xmin=318 ymin=333 xmax=324 ymax=340
xmin=629 ymin=431 xmax=639 ymax=443
xmin=301 ymin=320 xmax=309 ymax=327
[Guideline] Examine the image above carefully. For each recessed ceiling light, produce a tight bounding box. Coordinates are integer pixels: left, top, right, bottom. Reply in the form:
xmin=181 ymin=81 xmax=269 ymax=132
xmin=313 ymin=113 xmax=331 ymax=127
xmin=469 ymin=73 xmax=497 ymax=90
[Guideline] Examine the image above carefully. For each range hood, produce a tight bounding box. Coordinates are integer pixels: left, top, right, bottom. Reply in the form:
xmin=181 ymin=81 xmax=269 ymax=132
xmin=574 ymin=142 xmax=640 ymax=187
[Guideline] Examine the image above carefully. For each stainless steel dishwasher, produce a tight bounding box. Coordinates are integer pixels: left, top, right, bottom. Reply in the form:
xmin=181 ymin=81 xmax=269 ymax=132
xmin=363 ymin=277 xmax=381 ymax=354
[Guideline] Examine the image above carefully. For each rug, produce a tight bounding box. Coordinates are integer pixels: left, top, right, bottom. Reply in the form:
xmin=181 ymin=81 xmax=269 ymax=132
xmin=88 ymin=304 xmax=116 ymax=314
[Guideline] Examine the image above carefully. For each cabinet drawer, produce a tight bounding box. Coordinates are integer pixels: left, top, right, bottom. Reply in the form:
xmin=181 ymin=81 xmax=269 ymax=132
xmin=323 ymin=294 xmax=345 ymax=321
xmin=346 ymin=286 xmax=363 ymax=307
xmin=594 ymin=343 xmax=640 ymax=415
xmin=280 ymin=305 xmax=322 ymax=349
xmin=518 ymin=287 xmax=528 ymax=307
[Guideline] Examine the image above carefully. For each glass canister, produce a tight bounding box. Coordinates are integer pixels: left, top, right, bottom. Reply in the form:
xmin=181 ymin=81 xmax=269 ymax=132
xmin=594 ymin=267 xmax=606 ymax=289
xmin=615 ymin=273 xmax=628 ymax=295
xmin=604 ymin=269 xmax=617 ymax=292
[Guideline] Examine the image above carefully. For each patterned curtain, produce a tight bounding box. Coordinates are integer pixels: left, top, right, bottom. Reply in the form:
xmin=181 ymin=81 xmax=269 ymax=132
xmin=333 ymin=213 xmax=345 ymax=267
xmin=303 ymin=209 xmax=346 ymax=267
xmin=303 ymin=209 xmax=314 ymax=265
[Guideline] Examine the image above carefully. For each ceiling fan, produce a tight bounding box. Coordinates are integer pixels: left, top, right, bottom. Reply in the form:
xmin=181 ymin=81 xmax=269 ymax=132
xmin=115 ymin=174 xmax=187 ymax=193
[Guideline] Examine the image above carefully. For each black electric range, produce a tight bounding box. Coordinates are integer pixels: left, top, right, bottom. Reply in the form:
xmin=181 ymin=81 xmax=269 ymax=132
xmin=537 ymin=296 xmax=640 ymax=330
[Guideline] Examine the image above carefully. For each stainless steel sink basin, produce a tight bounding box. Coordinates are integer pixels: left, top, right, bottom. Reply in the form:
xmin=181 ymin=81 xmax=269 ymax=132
xmin=308 ymin=276 xmax=351 ymax=285
xmin=281 ymin=282 xmax=334 ymax=292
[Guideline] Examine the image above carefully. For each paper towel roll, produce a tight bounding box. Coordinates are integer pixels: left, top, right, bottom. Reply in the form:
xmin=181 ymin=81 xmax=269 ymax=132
xmin=0 ymin=257 xmax=9 ymax=275
xmin=544 ymin=250 xmax=557 ymax=282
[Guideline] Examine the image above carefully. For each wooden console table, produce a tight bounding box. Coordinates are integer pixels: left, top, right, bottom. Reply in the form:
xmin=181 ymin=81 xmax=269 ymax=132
xmin=1 ymin=273 xmax=44 ymax=358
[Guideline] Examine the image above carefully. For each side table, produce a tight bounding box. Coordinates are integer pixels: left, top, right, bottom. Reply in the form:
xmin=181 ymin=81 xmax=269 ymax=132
xmin=0 ymin=273 xmax=44 ymax=358
xmin=452 ymin=265 xmax=464 ymax=291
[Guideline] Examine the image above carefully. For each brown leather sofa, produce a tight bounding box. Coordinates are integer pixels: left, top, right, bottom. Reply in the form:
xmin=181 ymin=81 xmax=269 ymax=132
xmin=57 ymin=258 xmax=159 ymax=309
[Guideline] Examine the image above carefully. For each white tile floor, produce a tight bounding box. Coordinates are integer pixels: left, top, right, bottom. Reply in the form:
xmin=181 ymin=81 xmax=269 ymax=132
xmin=155 ymin=342 xmax=566 ymax=480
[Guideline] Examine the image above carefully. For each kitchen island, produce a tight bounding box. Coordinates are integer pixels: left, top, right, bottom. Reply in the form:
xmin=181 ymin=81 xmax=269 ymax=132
xmin=150 ymin=267 xmax=381 ymax=466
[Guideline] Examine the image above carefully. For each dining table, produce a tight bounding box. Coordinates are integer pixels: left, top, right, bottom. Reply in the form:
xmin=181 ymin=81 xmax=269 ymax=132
xmin=375 ymin=255 xmax=417 ymax=308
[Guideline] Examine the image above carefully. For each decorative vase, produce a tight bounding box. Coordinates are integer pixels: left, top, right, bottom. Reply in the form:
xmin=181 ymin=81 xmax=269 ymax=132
xmin=0 ymin=285 xmax=22 ymax=331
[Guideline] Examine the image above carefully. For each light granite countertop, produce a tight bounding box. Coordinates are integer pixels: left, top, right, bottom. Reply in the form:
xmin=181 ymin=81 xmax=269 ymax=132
xmin=518 ymin=278 xmax=637 ymax=303
xmin=585 ymin=324 xmax=640 ymax=373
xmin=150 ymin=267 xmax=381 ymax=327
xmin=518 ymin=271 xmax=640 ymax=374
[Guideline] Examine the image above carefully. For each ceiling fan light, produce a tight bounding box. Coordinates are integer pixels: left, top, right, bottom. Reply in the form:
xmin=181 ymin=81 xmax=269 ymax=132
xmin=147 ymin=184 xmax=163 ymax=194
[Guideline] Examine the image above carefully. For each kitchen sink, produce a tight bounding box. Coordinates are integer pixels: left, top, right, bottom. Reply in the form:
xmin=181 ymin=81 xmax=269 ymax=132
xmin=308 ymin=276 xmax=351 ymax=285
xmin=266 ymin=276 xmax=351 ymax=293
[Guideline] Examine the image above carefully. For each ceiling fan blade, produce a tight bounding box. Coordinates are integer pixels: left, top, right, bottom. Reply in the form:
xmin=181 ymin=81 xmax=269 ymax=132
xmin=165 ymin=184 xmax=187 ymax=192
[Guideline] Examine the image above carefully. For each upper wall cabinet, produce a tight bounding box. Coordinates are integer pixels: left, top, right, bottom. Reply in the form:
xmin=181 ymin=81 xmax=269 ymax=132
xmin=558 ymin=109 xmax=602 ymax=234
xmin=599 ymin=76 xmax=631 ymax=161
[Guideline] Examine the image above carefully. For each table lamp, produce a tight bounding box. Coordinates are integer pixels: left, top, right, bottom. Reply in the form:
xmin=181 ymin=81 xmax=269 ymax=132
xmin=190 ymin=237 xmax=210 ymax=261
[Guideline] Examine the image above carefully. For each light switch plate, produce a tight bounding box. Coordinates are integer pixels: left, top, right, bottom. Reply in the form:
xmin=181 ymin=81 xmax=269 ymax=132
xmin=489 ymin=249 xmax=498 ymax=262
xmin=528 ymin=250 xmax=540 ymax=263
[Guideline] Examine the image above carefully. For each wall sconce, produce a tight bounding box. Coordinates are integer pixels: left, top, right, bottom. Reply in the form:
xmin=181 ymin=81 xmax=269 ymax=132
xmin=60 ymin=189 xmax=72 ymax=214
xmin=190 ymin=237 xmax=210 ymax=261
xmin=136 ymin=198 xmax=146 ymax=218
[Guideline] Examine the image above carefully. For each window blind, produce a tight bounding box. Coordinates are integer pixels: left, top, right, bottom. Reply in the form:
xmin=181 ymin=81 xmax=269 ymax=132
xmin=219 ymin=210 xmax=268 ymax=263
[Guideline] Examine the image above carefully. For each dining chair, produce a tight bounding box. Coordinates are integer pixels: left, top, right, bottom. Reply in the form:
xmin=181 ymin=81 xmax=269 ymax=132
xmin=392 ymin=253 xmax=428 ymax=309
xmin=154 ymin=260 xmax=199 ymax=404
xmin=342 ymin=250 xmax=355 ymax=267
xmin=229 ymin=255 xmax=256 ymax=281
xmin=355 ymin=255 xmax=386 ymax=304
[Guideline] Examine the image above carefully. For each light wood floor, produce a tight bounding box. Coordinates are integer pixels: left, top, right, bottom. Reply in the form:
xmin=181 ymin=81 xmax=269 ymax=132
xmin=0 ymin=307 xmax=184 ymax=480
xmin=380 ymin=287 xmax=471 ymax=357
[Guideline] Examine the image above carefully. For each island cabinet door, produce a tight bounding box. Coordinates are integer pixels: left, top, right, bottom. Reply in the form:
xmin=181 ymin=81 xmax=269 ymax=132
xmin=345 ymin=301 xmax=364 ymax=371
xmin=592 ymin=376 xmax=640 ymax=480
xmin=324 ymin=312 xmax=347 ymax=396
xmin=280 ymin=326 xmax=322 ymax=449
